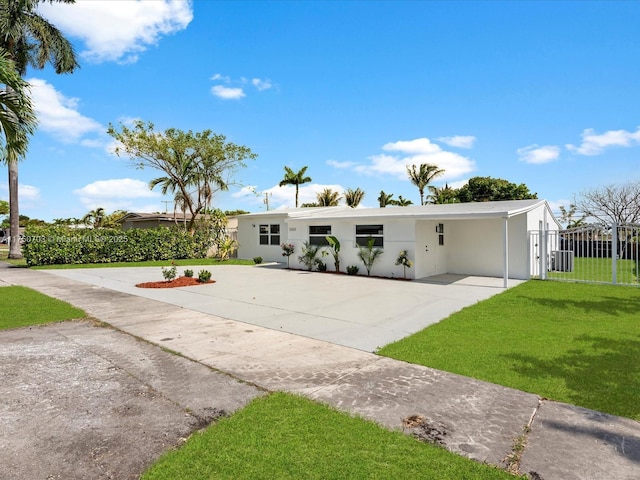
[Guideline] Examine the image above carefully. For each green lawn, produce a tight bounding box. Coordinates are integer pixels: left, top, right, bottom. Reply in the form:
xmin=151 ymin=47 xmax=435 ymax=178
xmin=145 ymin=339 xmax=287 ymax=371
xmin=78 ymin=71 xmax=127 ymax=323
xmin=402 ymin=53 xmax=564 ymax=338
xmin=548 ymin=257 xmax=639 ymax=284
xmin=378 ymin=281 xmax=640 ymax=420
xmin=143 ymin=392 xmax=519 ymax=480
xmin=0 ymin=285 xmax=86 ymax=330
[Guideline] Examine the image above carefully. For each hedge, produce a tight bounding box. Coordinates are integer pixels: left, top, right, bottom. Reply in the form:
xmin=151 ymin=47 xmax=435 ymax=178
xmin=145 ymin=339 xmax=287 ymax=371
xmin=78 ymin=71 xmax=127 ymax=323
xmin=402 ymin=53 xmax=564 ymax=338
xmin=22 ymin=226 xmax=214 ymax=266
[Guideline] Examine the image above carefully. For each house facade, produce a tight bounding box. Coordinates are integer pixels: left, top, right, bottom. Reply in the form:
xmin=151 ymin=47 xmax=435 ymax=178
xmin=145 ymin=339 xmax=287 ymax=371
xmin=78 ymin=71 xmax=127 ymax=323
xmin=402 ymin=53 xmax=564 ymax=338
xmin=236 ymin=199 xmax=560 ymax=284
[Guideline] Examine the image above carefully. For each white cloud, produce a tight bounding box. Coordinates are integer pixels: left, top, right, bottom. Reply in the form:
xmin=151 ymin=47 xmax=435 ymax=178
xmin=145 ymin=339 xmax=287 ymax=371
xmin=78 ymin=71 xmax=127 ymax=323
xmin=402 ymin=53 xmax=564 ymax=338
xmin=437 ymin=135 xmax=476 ymax=149
xmin=74 ymin=178 xmax=161 ymax=212
xmin=252 ymin=78 xmax=273 ymax=91
xmin=232 ymin=186 xmax=258 ymax=198
xmin=28 ymin=78 xmax=104 ymax=144
xmin=38 ymin=0 xmax=193 ymax=64
xmin=517 ymin=144 xmax=561 ymax=164
xmin=355 ymin=137 xmax=475 ymax=181
xmin=211 ymin=85 xmax=246 ymax=100
xmin=566 ymin=127 xmax=640 ymax=156
xmin=327 ymin=159 xmax=356 ymax=169
xmin=0 ymin=184 xmax=41 ymax=202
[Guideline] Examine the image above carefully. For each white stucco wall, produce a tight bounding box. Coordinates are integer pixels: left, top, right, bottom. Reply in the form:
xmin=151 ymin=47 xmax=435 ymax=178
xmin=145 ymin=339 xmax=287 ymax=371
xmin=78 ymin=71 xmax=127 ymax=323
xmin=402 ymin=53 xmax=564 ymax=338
xmin=236 ymin=214 xmax=289 ymax=262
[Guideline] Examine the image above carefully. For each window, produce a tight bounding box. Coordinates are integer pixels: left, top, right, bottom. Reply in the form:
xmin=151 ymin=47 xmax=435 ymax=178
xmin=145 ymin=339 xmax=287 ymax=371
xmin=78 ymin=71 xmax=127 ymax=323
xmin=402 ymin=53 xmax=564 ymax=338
xmin=259 ymin=224 xmax=280 ymax=245
xmin=309 ymin=225 xmax=331 ymax=246
xmin=355 ymin=224 xmax=384 ymax=248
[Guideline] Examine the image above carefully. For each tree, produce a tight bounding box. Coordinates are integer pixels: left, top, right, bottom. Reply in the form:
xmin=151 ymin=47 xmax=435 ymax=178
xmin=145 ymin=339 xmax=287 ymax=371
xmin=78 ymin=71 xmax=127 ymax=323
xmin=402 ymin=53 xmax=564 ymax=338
xmin=558 ymin=204 xmax=586 ymax=229
xmin=0 ymin=199 xmax=8 ymax=215
xmin=82 ymin=207 xmax=105 ymax=228
xmin=377 ymin=190 xmax=395 ymax=208
xmin=316 ymin=188 xmax=341 ymax=206
xmin=344 ymin=187 xmax=365 ymax=208
xmin=108 ymin=120 xmax=256 ymax=231
xmin=574 ymin=181 xmax=640 ymax=226
xmin=427 ymin=184 xmax=459 ymax=204
xmin=391 ymin=196 xmax=413 ymax=206
xmin=1 ymin=0 xmax=79 ymax=259
xmin=406 ymin=163 xmax=444 ymax=205
xmin=456 ymin=176 xmax=537 ymax=203
xmin=278 ymin=166 xmax=311 ymax=208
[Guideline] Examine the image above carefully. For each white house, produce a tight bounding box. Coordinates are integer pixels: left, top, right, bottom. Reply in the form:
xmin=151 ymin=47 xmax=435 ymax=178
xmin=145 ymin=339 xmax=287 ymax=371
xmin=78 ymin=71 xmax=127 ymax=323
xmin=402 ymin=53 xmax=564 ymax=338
xmin=236 ymin=199 xmax=560 ymax=286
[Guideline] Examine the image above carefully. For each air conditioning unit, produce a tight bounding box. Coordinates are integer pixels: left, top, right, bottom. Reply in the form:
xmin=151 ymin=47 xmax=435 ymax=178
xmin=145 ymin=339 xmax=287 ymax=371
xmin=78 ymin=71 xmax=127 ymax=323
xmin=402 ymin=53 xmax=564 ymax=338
xmin=551 ymin=250 xmax=574 ymax=272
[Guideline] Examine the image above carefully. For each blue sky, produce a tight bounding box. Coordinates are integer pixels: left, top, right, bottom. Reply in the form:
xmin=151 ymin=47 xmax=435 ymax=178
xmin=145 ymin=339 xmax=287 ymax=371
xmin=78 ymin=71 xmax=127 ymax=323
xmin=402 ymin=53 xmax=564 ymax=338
xmin=3 ymin=0 xmax=640 ymax=221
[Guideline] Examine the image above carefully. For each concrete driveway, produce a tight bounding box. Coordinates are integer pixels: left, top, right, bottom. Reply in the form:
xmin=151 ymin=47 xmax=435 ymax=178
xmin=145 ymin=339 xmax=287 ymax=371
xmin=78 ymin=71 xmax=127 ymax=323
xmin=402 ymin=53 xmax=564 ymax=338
xmin=45 ymin=264 xmax=523 ymax=351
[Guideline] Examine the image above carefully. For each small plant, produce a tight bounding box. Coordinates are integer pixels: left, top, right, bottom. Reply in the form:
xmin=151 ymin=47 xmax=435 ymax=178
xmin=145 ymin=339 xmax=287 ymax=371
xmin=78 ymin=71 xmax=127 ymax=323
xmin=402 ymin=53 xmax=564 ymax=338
xmin=395 ymin=250 xmax=413 ymax=279
xmin=161 ymin=263 xmax=177 ymax=281
xmin=357 ymin=237 xmax=383 ymax=276
xmin=281 ymin=243 xmax=295 ymax=268
xmin=198 ymin=269 xmax=212 ymax=282
xmin=314 ymin=258 xmax=327 ymax=272
xmin=183 ymin=269 xmax=194 ymax=278
xmin=325 ymin=235 xmax=341 ymax=272
xmin=217 ymin=237 xmax=238 ymax=261
xmin=253 ymin=256 xmax=263 ymax=264
xmin=298 ymin=241 xmax=320 ymax=271
xmin=346 ymin=265 xmax=359 ymax=275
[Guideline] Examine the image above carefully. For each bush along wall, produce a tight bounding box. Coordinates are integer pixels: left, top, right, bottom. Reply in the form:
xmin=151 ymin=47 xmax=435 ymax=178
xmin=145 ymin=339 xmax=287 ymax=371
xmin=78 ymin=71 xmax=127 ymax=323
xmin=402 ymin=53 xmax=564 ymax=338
xmin=22 ymin=226 xmax=214 ymax=266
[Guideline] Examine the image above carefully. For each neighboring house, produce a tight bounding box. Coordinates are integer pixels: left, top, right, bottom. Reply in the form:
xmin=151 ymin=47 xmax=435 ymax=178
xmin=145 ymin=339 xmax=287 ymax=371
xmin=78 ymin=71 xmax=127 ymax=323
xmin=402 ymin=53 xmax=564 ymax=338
xmin=236 ymin=199 xmax=561 ymax=284
xmin=118 ymin=212 xmax=238 ymax=236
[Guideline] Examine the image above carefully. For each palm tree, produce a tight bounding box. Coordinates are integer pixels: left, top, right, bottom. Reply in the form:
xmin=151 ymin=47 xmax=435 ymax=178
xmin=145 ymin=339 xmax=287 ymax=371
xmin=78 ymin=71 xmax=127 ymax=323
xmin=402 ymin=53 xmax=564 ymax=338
xmin=393 ymin=195 xmax=413 ymax=206
xmin=82 ymin=207 xmax=105 ymax=229
xmin=427 ymin=184 xmax=459 ymax=204
xmin=1 ymin=0 xmax=79 ymax=259
xmin=406 ymin=163 xmax=445 ymax=205
xmin=377 ymin=190 xmax=394 ymax=208
xmin=279 ymin=166 xmax=311 ymax=208
xmin=344 ymin=187 xmax=365 ymax=208
xmin=316 ymin=188 xmax=341 ymax=206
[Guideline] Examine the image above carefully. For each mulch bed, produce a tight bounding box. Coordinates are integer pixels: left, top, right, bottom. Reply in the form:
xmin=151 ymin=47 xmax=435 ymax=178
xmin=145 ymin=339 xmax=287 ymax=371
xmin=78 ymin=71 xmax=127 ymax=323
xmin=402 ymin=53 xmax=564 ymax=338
xmin=136 ymin=276 xmax=215 ymax=288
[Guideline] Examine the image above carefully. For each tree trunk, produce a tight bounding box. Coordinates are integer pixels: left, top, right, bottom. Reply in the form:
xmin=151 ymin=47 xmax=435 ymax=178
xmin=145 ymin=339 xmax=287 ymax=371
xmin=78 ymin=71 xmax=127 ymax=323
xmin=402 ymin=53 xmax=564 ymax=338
xmin=8 ymin=159 xmax=22 ymax=259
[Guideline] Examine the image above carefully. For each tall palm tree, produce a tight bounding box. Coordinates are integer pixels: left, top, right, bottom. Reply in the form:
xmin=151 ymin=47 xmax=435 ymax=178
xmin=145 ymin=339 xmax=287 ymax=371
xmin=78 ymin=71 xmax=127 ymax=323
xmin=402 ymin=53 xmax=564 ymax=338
xmin=0 ymin=50 xmax=36 ymax=164
xmin=316 ymin=188 xmax=341 ymax=206
xmin=427 ymin=184 xmax=459 ymax=204
xmin=1 ymin=0 xmax=79 ymax=259
xmin=393 ymin=195 xmax=413 ymax=206
xmin=279 ymin=166 xmax=311 ymax=208
xmin=377 ymin=190 xmax=394 ymax=208
xmin=82 ymin=207 xmax=105 ymax=228
xmin=344 ymin=187 xmax=365 ymax=208
xmin=406 ymin=163 xmax=445 ymax=206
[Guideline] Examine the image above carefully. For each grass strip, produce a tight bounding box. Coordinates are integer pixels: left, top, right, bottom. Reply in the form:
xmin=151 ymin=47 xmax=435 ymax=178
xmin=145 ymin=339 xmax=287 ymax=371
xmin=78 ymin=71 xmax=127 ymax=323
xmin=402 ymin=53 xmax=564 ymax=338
xmin=0 ymin=285 xmax=86 ymax=330
xmin=379 ymin=281 xmax=640 ymax=420
xmin=142 ymin=392 xmax=519 ymax=480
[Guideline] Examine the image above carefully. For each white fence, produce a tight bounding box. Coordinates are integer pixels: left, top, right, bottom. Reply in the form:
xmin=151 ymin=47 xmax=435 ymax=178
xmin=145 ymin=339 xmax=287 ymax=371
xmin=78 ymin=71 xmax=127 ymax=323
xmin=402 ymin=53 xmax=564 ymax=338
xmin=529 ymin=224 xmax=640 ymax=286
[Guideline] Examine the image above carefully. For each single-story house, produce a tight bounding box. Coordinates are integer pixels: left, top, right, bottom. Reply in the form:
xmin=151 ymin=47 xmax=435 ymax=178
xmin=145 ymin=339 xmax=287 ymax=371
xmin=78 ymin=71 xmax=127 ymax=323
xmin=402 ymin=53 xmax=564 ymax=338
xmin=236 ymin=199 xmax=561 ymax=285
xmin=118 ymin=212 xmax=238 ymax=233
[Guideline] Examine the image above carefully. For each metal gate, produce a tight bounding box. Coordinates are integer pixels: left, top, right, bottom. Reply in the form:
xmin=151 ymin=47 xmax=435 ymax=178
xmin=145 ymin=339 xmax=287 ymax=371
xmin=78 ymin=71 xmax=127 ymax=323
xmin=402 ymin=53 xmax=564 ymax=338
xmin=529 ymin=224 xmax=640 ymax=286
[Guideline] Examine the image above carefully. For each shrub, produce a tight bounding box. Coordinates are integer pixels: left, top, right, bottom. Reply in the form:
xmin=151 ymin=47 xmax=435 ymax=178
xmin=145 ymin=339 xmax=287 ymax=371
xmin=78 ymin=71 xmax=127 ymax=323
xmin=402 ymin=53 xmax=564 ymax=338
xmin=183 ymin=269 xmax=194 ymax=278
xmin=314 ymin=258 xmax=327 ymax=272
xmin=161 ymin=264 xmax=177 ymax=281
xmin=22 ymin=225 xmax=214 ymax=266
xmin=325 ymin=235 xmax=341 ymax=272
xmin=346 ymin=265 xmax=359 ymax=275
xmin=253 ymin=256 xmax=263 ymax=264
xmin=281 ymin=243 xmax=295 ymax=268
xmin=198 ymin=269 xmax=212 ymax=282
xmin=298 ymin=241 xmax=320 ymax=271
xmin=357 ymin=237 xmax=383 ymax=276
xmin=395 ymin=250 xmax=413 ymax=279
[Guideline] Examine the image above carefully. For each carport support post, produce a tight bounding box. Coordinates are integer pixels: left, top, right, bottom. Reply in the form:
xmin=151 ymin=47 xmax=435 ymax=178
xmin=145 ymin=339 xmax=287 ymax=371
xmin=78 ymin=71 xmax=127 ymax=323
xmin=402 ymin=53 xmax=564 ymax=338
xmin=503 ymin=217 xmax=509 ymax=288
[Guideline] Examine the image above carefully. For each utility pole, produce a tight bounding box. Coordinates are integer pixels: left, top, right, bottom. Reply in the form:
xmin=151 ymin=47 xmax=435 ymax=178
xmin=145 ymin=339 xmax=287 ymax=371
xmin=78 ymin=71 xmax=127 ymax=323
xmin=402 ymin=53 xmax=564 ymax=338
xmin=161 ymin=200 xmax=171 ymax=213
xmin=263 ymin=192 xmax=272 ymax=211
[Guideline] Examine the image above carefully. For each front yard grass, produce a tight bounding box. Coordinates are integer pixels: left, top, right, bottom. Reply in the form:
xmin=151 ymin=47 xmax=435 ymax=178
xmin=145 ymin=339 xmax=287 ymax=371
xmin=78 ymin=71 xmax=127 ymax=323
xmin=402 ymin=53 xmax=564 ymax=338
xmin=378 ymin=280 xmax=640 ymax=421
xmin=0 ymin=286 xmax=86 ymax=330
xmin=142 ymin=392 xmax=519 ymax=480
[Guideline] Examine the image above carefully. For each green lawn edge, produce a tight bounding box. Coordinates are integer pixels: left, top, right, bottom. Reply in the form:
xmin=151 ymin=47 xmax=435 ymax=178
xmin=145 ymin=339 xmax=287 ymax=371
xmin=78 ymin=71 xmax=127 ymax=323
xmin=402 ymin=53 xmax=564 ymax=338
xmin=0 ymin=285 xmax=87 ymax=330
xmin=378 ymin=280 xmax=640 ymax=420
xmin=142 ymin=392 xmax=520 ymax=480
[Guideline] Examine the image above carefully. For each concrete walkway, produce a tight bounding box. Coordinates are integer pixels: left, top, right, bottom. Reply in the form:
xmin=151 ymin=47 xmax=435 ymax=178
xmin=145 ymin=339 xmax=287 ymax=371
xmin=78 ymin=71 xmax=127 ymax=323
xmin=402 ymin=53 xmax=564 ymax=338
xmin=2 ymin=264 xmax=639 ymax=479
